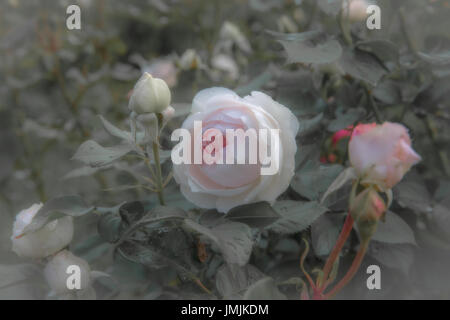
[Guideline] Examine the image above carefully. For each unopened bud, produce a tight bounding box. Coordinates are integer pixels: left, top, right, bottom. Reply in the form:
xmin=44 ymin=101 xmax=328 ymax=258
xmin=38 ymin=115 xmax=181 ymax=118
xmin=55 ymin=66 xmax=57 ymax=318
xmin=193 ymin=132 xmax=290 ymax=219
xmin=129 ymin=72 xmax=171 ymax=115
xmin=44 ymin=250 xmax=91 ymax=295
xmin=350 ymin=187 xmax=386 ymax=240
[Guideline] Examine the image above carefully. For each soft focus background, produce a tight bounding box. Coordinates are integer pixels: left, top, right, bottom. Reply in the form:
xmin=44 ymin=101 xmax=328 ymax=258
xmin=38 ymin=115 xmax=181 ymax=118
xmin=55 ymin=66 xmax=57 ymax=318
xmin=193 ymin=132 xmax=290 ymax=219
xmin=0 ymin=0 xmax=450 ymax=299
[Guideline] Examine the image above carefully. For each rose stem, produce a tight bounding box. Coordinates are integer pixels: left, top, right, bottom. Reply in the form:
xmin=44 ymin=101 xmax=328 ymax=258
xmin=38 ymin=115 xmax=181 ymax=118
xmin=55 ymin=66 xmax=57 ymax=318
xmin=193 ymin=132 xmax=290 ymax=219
xmin=324 ymin=239 xmax=370 ymax=299
xmin=320 ymin=213 xmax=354 ymax=291
xmin=152 ymin=113 xmax=165 ymax=205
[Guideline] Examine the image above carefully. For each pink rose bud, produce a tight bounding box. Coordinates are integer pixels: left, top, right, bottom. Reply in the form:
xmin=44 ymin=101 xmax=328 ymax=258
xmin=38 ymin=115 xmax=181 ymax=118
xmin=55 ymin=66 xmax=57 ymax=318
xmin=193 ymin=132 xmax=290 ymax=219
xmin=350 ymin=187 xmax=386 ymax=240
xmin=332 ymin=126 xmax=353 ymax=147
xmin=349 ymin=122 xmax=421 ymax=190
xmin=321 ymin=126 xmax=352 ymax=164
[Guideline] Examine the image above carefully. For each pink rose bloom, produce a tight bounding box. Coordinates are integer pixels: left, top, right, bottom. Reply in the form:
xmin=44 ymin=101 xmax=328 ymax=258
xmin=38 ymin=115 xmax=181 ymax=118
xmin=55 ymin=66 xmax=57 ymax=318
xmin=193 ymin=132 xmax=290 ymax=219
xmin=172 ymin=88 xmax=299 ymax=213
xmin=349 ymin=122 xmax=421 ymax=189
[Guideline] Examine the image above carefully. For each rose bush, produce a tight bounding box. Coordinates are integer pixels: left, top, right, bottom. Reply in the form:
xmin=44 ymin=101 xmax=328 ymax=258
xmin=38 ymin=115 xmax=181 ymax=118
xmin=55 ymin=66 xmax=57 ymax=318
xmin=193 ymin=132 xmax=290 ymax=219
xmin=173 ymin=88 xmax=299 ymax=213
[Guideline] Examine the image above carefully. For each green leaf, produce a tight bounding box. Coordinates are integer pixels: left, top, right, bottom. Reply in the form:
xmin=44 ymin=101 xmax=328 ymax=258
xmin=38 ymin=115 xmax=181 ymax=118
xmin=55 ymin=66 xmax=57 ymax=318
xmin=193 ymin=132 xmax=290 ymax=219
xmin=267 ymin=200 xmax=328 ymax=234
xmin=311 ymin=213 xmax=345 ymax=256
xmin=338 ymin=49 xmax=387 ymax=86
xmin=0 ymin=264 xmax=42 ymax=289
xmin=291 ymin=164 xmax=344 ymax=200
xmin=269 ymin=30 xmax=343 ymax=65
xmin=243 ymin=277 xmax=287 ymax=300
xmin=215 ymin=264 xmax=266 ymax=299
xmin=234 ymin=67 xmax=273 ymax=96
xmin=72 ymin=140 xmax=134 ymax=168
xmin=183 ymin=219 xmax=253 ymax=266
xmin=21 ymin=195 xmax=94 ymax=235
xmin=372 ymin=79 xmax=401 ymax=104
xmin=428 ymin=203 xmax=450 ymax=242
xmin=150 ymin=205 xmax=187 ymax=219
xmin=0 ymin=264 xmax=45 ymax=299
xmin=327 ymin=108 xmax=365 ymax=132
xmin=418 ymin=51 xmax=450 ymax=66
xmin=370 ymin=211 xmax=416 ymax=245
xmin=63 ymin=166 xmax=106 ymax=180
xmin=98 ymin=212 xmax=122 ymax=243
xmin=367 ymin=241 xmax=414 ymax=274
xmin=321 ymin=167 xmax=356 ymax=204
xmin=118 ymin=238 xmax=196 ymax=274
xmin=119 ymin=201 xmax=145 ymax=227
xmin=226 ymin=202 xmax=280 ymax=228
xmin=99 ymin=115 xmax=133 ymax=141
xmin=394 ymin=177 xmax=433 ymax=214
xmin=298 ymin=113 xmax=324 ymax=136
xmin=357 ymin=39 xmax=399 ymax=63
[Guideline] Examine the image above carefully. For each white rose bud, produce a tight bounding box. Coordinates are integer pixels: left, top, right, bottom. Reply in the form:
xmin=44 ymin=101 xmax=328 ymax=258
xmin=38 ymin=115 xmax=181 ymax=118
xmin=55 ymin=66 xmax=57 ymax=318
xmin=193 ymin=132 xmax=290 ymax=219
xmin=44 ymin=250 xmax=91 ymax=295
xmin=129 ymin=72 xmax=171 ymax=115
xmin=11 ymin=203 xmax=74 ymax=259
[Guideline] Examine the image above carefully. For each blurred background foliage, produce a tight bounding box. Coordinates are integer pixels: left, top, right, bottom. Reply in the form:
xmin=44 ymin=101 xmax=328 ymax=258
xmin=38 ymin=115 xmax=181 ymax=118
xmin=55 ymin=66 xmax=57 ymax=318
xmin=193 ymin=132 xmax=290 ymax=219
xmin=0 ymin=0 xmax=450 ymax=299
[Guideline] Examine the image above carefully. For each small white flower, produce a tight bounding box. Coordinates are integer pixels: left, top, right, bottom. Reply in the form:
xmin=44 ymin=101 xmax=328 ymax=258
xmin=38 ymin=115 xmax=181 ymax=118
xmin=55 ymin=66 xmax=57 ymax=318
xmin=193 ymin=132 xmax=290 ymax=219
xmin=11 ymin=203 xmax=74 ymax=259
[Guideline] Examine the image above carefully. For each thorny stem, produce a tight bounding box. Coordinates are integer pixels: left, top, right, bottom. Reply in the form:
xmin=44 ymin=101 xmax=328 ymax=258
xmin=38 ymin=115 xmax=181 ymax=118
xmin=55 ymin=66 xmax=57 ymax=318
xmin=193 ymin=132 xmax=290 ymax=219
xmin=338 ymin=1 xmax=353 ymax=46
xmin=363 ymin=83 xmax=383 ymax=123
xmin=194 ymin=278 xmax=213 ymax=296
xmin=320 ymin=213 xmax=354 ymax=291
xmin=300 ymin=238 xmax=316 ymax=291
xmin=152 ymin=140 xmax=165 ymax=205
xmin=324 ymin=239 xmax=370 ymax=299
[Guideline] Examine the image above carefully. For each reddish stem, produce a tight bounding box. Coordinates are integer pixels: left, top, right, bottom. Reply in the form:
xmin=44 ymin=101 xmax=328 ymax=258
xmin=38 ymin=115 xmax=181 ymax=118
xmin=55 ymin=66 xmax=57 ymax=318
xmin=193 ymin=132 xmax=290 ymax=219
xmin=324 ymin=240 xmax=370 ymax=299
xmin=320 ymin=213 xmax=354 ymax=290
